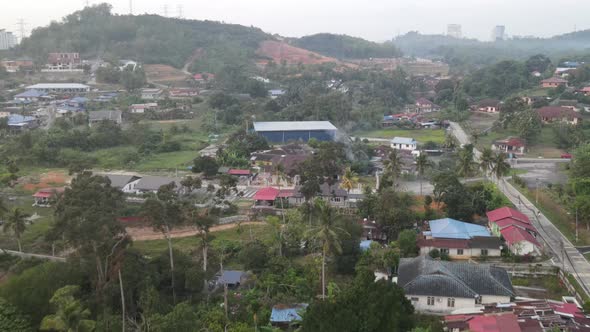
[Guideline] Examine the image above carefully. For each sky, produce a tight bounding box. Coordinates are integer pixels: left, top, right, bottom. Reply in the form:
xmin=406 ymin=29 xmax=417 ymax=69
xmin=1 ymin=0 xmax=589 ymax=42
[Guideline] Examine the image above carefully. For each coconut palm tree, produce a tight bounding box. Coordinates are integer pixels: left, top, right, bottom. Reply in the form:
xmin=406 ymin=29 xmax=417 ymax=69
xmin=0 ymin=197 xmax=7 ymax=219
xmin=3 ymin=208 xmax=29 ymax=252
xmin=491 ymin=152 xmax=511 ymax=181
xmin=384 ymin=149 xmax=403 ymax=187
xmin=340 ymin=167 xmax=359 ymax=193
xmin=456 ymin=144 xmax=476 ymax=178
xmin=306 ymin=200 xmax=346 ymax=299
xmin=479 ymin=147 xmax=494 ymax=180
xmin=415 ymin=153 xmax=431 ymax=196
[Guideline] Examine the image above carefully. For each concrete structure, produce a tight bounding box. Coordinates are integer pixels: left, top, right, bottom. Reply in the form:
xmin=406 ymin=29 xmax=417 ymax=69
xmin=491 ymin=25 xmax=506 ymax=41
xmin=447 ymin=24 xmax=462 ymax=39
xmin=44 ymin=52 xmax=81 ymax=71
xmin=541 ymin=77 xmax=569 ymax=88
xmin=0 ymin=29 xmax=17 ymax=50
xmin=253 ymin=121 xmax=337 ymax=143
xmin=418 ymin=237 xmax=502 ymax=259
xmin=501 ymin=225 xmax=541 ymax=256
xmin=88 ymin=110 xmax=122 ymax=127
xmin=398 ymin=256 xmax=513 ymax=314
xmin=25 ymin=83 xmax=90 ymax=94
xmin=414 ymin=97 xmax=441 ymax=113
xmin=391 ymin=137 xmax=417 ymax=151
xmin=129 ymin=103 xmax=158 ymax=114
xmin=424 ymin=218 xmax=491 ymax=240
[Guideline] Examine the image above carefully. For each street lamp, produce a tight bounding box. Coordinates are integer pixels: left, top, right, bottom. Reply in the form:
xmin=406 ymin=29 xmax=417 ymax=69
xmin=535 ymin=178 xmax=540 ymax=204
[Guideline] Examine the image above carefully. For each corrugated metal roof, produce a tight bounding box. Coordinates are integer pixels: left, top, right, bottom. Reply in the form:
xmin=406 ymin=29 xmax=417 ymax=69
xmin=391 ymin=137 xmax=417 ymax=145
xmin=253 ymin=121 xmax=337 ymax=132
xmin=270 ymin=304 xmax=308 ymax=323
xmin=427 ymin=218 xmax=491 ymax=239
xmin=26 ymin=83 xmax=90 ymax=89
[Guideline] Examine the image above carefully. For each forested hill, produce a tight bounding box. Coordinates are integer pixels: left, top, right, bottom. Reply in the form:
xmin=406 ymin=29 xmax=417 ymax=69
xmin=394 ymin=31 xmax=590 ymax=69
xmin=17 ymin=3 xmax=271 ymax=70
xmin=290 ymin=33 xmax=402 ymax=59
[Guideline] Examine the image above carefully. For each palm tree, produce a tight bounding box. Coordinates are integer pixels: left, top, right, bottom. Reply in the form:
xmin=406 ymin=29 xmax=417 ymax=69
xmin=306 ymin=200 xmax=346 ymax=299
xmin=340 ymin=167 xmax=358 ymax=193
xmin=456 ymin=144 xmax=476 ymax=178
xmin=0 ymin=197 xmax=7 ymax=219
xmin=3 ymin=208 xmax=29 ymax=252
xmin=384 ymin=149 xmax=403 ymax=188
xmin=444 ymin=134 xmax=458 ymax=151
xmin=491 ymin=152 xmax=511 ymax=181
xmin=415 ymin=153 xmax=431 ymax=196
xmin=40 ymin=285 xmax=95 ymax=332
xmin=479 ymin=147 xmax=494 ymax=180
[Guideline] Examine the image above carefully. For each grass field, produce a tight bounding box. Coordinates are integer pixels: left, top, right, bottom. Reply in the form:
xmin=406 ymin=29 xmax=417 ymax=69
xmin=355 ymin=129 xmax=446 ymax=144
xmin=476 ymin=127 xmax=564 ymax=158
xmin=0 ymin=195 xmax=55 ymax=253
xmin=132 ymin=223 xmax=274 ymax=257
xmin=512 ymin=275 xmax=570 ymax=300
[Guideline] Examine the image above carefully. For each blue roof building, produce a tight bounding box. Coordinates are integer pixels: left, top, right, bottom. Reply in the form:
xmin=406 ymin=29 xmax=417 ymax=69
xmin=270 ymin=304 xmax=308 ymax=327
xmin=253 ymin=121 xmax=337 ymax=143
xmin=7 ymin=114 xmax=37 ymax=130
xmin=424 ymin=218 xmax=491 ymax=240
xmin=360 ymin=240 xmax=375 ymax=251
xmin=14 ymin=89 xmax=47 ymax=100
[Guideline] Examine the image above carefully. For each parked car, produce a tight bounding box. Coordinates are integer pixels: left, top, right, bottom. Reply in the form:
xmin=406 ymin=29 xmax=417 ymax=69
xmin=561 ymin=153 xmax=572 ymax=159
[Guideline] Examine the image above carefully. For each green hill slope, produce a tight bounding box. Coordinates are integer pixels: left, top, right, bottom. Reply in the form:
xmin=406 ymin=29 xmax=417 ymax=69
xmin=291 ymin=33 xmax=401 ymax=59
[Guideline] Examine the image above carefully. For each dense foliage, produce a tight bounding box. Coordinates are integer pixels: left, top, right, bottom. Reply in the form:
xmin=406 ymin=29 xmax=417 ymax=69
xmin=292 ymin=33 xmax=402 ymax=59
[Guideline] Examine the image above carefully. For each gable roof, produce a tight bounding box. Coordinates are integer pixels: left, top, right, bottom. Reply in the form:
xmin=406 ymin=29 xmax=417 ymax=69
xmin=493 ymin=137 xmax=525 ymax=148
xmin=478 ymin=99 xmax=501 ymax=108
xmin=416 ymin=97 xmax=434 ymax=106
xmin=501 ymin=226 xmax=541 ymax=247
xmin=270 ymin=304 xmax=308 ymax=323
xmin=418 ymin=236 xmax=502 ymax=250
xmin=102 ymin=174 xmax=140 ymax=189
xmin=253 ymin=187 xmax=280 ymax=201
xmin=425 ymin=218 xmax=491 ymax=239
xmin=536 ymin=106 xmax=580 ymax=119
xmin=468 ymin=313 xmax=522 ymax=332
xmin=15 ymin=89 xmax=47 ymax=98
xmin=487 ymin=207 xmax=530 ymax=224
xmin=494 ymin=219 xmax=536 ymax=234
xmin=398 ymin=256 xmax=514 ymax=298
xmin=253 ymin=121 xmax=337 ymax=132
xmin=7 ymin=114 xmax=36 ymax=125
xmin=541 ymin=77 xmax=568 ymax=84
xmin=228 ymin=169 xmax=250 ymax=176
xmin=391 ymin=137 xmax=417 ymax=145
xmin=135 ymin=176 xmax=180 ymax=191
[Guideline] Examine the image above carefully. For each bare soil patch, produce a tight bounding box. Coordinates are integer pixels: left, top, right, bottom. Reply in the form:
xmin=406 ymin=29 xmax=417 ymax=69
xmin=127 ymin=221 xmax=261 ymax=241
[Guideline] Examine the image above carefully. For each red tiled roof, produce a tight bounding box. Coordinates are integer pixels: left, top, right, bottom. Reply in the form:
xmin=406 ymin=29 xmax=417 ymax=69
xmin=501 ymin=226 xmax=541 ymax=247
xmin=495 ymin=219 xmax=536 ymax=233
xmin=541 ymin=77 xmax=568 ymax=84
xmin=416 ymin=97 xmax=434 ymax=106
xmin=487 ymin=207 xmax=530 ymax=224
xmin=478 ymin=99 xmax=500 ymax=108
xmin=228 ymin=169 xmax=250 ymax=176
xmin=494 ymin=137 xmax=525 ymax=148
xmin=581 ymin=87 xmax=590 ymax=92
xmin=469 ymin=314 xmax=521 ymax=332
xmin=536 ymin=106 xmax=581 ymax=119
xmin=253 ymin=187 xmax=280 ymax=201
xmin=32 ymin=187 xmax=65 ymax=198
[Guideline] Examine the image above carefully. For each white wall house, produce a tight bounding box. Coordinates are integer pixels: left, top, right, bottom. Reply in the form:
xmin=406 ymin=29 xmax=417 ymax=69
xmin=391 ymin=137 xmax=417 ymax=151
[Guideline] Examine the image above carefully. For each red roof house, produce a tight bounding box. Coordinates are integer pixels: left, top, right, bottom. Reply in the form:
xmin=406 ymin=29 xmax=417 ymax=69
xmin=487 ymin=207 xmax=537 ymax=237
xmin=445 ymin=313 xmax=522 ymax=332
xmin=252 ymin=187 xmax=293 ymax=206
xmin=501 ymin=226 xmax=541 ymax=256
xmin=580 ymin=86 xmax=590 ymax=96
xmin=487 ymin=207 xmax=530 ymax=224
xmin=228 ymin=169 xmax=251 ymax=176
xmin=492 ymin=137 xmax=526 ymax=155
xmin=541 ymin=77 xmax=568 ymax=88
xmin=536 ymin=106 xmax=581 ymax=125
xmin=32 ymin=187 xmax=65 ymax=207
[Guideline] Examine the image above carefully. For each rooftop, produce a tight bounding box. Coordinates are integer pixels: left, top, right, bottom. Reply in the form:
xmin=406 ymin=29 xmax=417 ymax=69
xmin=391 ymin=137 xmax=417 ymax=145
xmin=270 ymin=304 xmax=308 ymax=323
xmin=135 ymin=176 xmax=180 ymax=191
xmin=26 ymin=83 xmax=89 ymax=90
xmin=500 ymin=226 xmax=541 ymax=247
xmin=101 ymin=174 xmax=140 ymax=189
xmin=425 ymin=218 xmax=491 ymax=240
xmin=541 ymin=77 xmax=569 ymax=84
xmin=253 ymin=121 xmax=337 ymax=132
xmin=15 ymin=89 xmax=47 ymax=98
xmin=536 ymin=106 xmax=581 ymax=119
xmin=217 ymin=270 xmax=245 ymax=285
xmin=486 ymin=207 xmax=530 ymax=224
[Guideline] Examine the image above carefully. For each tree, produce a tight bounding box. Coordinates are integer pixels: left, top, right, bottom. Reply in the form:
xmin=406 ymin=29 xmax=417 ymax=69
xmin=374 ymin=189 xmax=416 ymax=240
xmin=456 ymin=144 xmax=477 ymax=178
xmin=383 ymin=149 xmax=403 ymax=188
xmin=180 ymin=176 xmax=202 ymax=193
xmin=51 ymin=172 xmax=128 ymax=302
xmin=40 ymin=285 xmax=96 ymax=332
xmin=525 ymin=54 xmax=552 ymax=73
xmin=239 ymin=240 xmax=269 ymax=271
xmin=185 ymin=207 xmax=215 ymax=274
xmin=415 ymin=154 xmax=431 ymax=196
xmin=192 ymin=156 xmax=219 ymax=178
xmin=140 ymin=183 xmax=183 ymax=303
xmin=0 ymin=297 xmax=32 ymax=332
xmin=479 ymin=147 xmax=494 ymax=179
xmin=2 ymin=208 xmax=30 ymax=252
xmin=491 ymin=152 xmax=511 ymax=180
xmin=306 ymin=200 xmax=346 ymax=299
xmin=340 ymin=167 xmax=358 ymax=193
xmin=397 ymin=230 xmax=417 ymax=257
xmin=513 ymin=108 xmax=542 ymax=144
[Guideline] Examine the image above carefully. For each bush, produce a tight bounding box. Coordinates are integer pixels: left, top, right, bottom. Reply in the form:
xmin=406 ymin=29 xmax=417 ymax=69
xmin=239 ymin=240 xmax=269 ymax=271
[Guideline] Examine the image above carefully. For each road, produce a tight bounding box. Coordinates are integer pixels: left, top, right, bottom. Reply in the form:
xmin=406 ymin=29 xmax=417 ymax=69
xmin=449 ymin=121 xmax=590 ymax=296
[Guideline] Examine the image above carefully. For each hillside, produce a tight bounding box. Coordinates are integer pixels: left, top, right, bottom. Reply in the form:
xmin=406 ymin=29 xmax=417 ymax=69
xmin=291 ymin=33 xmax=402 ymax=59
xmin=256 ymin=40 xmax=343 ymax=66
xmin=17 ymin=3 xmax=271 ymax=71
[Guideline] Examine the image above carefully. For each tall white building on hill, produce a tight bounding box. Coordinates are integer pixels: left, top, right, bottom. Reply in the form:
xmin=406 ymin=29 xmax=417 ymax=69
xmin=447 ymin=24 xmax=462 ymax=39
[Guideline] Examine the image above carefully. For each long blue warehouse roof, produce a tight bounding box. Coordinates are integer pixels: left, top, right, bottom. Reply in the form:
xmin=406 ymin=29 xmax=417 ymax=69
xmin=253 ymin=121 xmax=337 ymax=132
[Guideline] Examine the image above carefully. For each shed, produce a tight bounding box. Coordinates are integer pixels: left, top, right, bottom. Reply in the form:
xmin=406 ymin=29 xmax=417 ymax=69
xmin=253 ymin=121 xmax=337 ymax=143
xmin=270 ymin=304 xmax=308 ymax=328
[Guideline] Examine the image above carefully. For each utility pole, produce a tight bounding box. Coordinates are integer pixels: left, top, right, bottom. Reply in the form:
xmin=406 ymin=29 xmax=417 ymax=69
xmin=163 ymin=4 xmax=169 ymax=17
xmin=535 ymin=178 xmax=540 ymax=204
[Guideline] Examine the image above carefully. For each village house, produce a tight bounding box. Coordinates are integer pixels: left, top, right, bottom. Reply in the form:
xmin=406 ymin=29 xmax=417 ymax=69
xmin=487 ymin=207 xmax=538 ymax=237
xmin=289 ymin=183 xmax=359 ymax=208
xmin=579 ymin=86 xmax=590 ymax=96
xmin=270 ymin=304 xmax=308 ymax=329
xmin=359 ymin=219 xmax=387 ymax=242
xmin=215 ymin=270 xmax=247 ymax=289
xmin=43 ymin=52 xmax=82 ymax=72
xmin=492 ymin=137 xmax=526 ymax=155
xmin=32 ymin=187 xmax=65 ymax=207
xmin=476 ymin=99 xmax=501 ymax=113
xmin=414 ymin=97 xmax=441 ymax=113
xmin=140 ymin=88 xmax=164 ymax=100
xmin=129 ymin=103 xmax=158 ymax=114
xmin=391 ymin=137 xmax=417 ymax=151
xmin=558 ymin=99 xmax=580 ymax=112
xmin=100 ymin=174 xmax=142 ymax=193
xmin=168 ymin=88 xmax=199 ymax=99
xmin=269 ymin=89 xmax=286 ymax=99
xmin=536 ymin=106 xmax=581 ymax=125
xmin=14 ymin=89 xmax=48 ymax=102
xmin=501 ymin=225 xmax=541 ymax=256
xmin=193 ymin=73 xmax=215 ymax=82
xmin=132 ymin=176 xmax=182 ymax=195
xmin=7 ymin=114 xmax=37 ymax=131
xmin=397 ymin=256 xmax=514 ymax=314
xmin=88 ymin=110 xmax=122 ymax=127
xmin=540 ymin=77 xmax=569 ymax=88
xmin=1 ymin=58 xmax=34 ymax=72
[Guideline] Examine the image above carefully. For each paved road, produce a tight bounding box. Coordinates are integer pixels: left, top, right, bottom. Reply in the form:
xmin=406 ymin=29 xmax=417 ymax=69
xmin=448 ymin=121 xmax=590 ymax=296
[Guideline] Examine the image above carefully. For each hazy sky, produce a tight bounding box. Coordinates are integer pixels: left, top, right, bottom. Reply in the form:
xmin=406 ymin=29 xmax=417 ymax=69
xmin=1 ymin=0 xmax=589 ymax=42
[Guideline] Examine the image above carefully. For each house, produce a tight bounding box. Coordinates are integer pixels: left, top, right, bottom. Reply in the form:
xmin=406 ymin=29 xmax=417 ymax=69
xmin=558 ymin=99 xmax=580 ymax=112
xmin=44 ymin=52 xmax=81 ymax=71
xmin=216 ymin=270 xmax=247 ymax=289
xmin=14 ymin=89 xmax=48 ymax=102
xmin=270 ymin=304 xmax=308 ymax=329
xmin=269 ymin=89 xmax=286 ymax=99
xmin=129 ymin=103 xmax=158 ymax=114
xmin=541 ymin=77 xmax=568 ymax=88
xmin=168 ymin=88 xmax=199 ymax=98
xmin=424 ymin=218 xmax=492 ymax=240
xmin=477 ymin=99 xmax=501 ymax=113
xmin=289 ymin=183 xmax=352 ymax=208
xmin=487 ymin=207 xmax=537 ymax=237
xmin=25 ymin=83 xmax=90 ymax=94
xmin=253 ymin=121 xmax=337 ymax=143
xmin=418 ymin=236 xmax=502 ymax=259
xmin=88 ymin=110 xmax=122 ymax=127
xmin=391 ymin=137 xmax=417 ymax=151
xmin=492 ymin=137 xmax=526 ymax=155
xmin=444 ymin=313 xmax=524 ymax=332
xmin=536 ymin=106 xmax=581 ymax=125
xmin=397 ymin=256 xmax=514 ymax=314
xmin=193 ymin=73 xmax=215 ymax=82
xmin=132 ymin=176 xmax=182 ymax=195
xmin=414 ymin=98 xmax=441 ymax=113
xmin=7 ymin=114 xmax=37 ymax=131
xmin=140 ymin=89 xmax=163 ymax=100
xmin=359 ymin=219 xmax=387 ymax=242
xmin=227 ymin=169 xmax=251 ymax=177
xmin=1 ymin=58 xmax=34 ymax=72
xmin=501 ymin=226 xmax=541 ymax=256
xmin=32 ymin=187 xmax=65 ymax=207
xmin=101 ymin=174 xmax=141 ymax=193
xmin=579 ymin=86 xmax=590 ymax=96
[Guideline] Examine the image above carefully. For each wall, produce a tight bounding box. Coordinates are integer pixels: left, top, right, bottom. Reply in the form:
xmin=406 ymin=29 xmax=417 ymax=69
xmin=419 ymin=246 xmax=501 ymax=259
xmin=406 ymin=295 xmax=477 ymax=314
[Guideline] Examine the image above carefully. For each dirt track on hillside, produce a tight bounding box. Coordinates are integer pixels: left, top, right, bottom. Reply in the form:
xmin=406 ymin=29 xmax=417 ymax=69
xmin=127 ymin=222 xmax=261 ymax=241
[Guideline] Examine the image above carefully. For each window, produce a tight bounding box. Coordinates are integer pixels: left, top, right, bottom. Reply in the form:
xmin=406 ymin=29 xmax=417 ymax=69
xmin=457 ymin=249 xmax=464 ymax=255
xmin=411 ymin=297 xmax=419 ymax=302
xmin=427 ymin=297 xmax=435 ymax=306
xmin=440 ymin=248 xmax=449 ymax=254
xmin=475 ymin=296 xmax=482 ymax=305
xmin=481 ymin=249 xmax=488 ymax=256
xmin=447 ymin=298 xmax=455 ymax=307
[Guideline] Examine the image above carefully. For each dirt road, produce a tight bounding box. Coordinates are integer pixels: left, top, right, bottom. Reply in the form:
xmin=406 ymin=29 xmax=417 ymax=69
xmin=128 ymin=221 xmax=261 ymax=241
